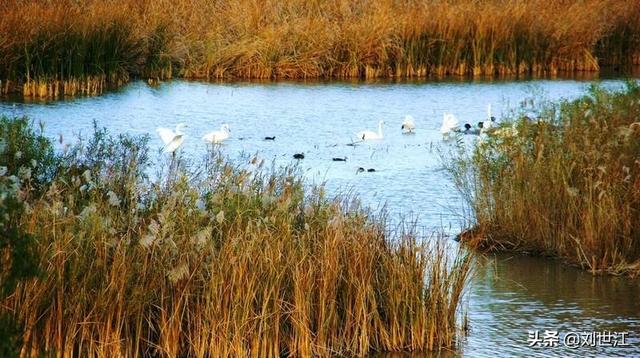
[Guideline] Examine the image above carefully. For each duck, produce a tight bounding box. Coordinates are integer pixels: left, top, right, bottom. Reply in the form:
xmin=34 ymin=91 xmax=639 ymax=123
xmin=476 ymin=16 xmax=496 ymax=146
xmin=440 ymin=113 xmax=461 ymax=135
xmin=156 ymin=123 xmax=187 ymax=153
xmin=401 ymin=115 xmax=416 ymax=134
xmin=293 ymin=153 xmax=305 ymax=160
xmin=264 ymin=136 xmax=276 ymax=141
xmin=356 ymin=120 xmax=384 ymax=141
xmin=202 ymin=124 xmax=230 ymax=144
xmin=356 ymin=167 xmax=376 ymax=174
xmin=332 ymin=157 xmax=347 ymax=162
xmin=462 ymin=123 xmax=481 ymax=135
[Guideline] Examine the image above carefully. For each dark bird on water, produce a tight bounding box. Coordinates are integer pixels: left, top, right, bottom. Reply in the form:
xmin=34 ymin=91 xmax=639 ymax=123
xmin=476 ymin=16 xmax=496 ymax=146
xmin=293 ymin=153 xmax=305 ymax=159
xmin=356 ymin=167 xmax=376 ymax=173
xmin=463 ymin=123 xmax=481 ymax=135
xmin=332 ymin=157 xmax=347 ymax=162
xmin=264 ymin=136 xmax=276 ymax=140
xmin=367 ymin=168 xmax=376 ymax=172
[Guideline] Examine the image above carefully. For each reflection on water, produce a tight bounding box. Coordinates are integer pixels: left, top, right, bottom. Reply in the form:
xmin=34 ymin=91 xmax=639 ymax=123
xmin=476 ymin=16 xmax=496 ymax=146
xmin=1 ymin=77 xmax=639 ymax=357
xmin=466 ymin=254 xmax=640 ymax=357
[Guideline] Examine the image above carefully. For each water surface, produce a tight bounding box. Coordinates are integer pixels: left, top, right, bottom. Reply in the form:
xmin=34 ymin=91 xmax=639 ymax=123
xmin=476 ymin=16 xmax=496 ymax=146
xmin=1 ymin=77 xmax=638 ymax=357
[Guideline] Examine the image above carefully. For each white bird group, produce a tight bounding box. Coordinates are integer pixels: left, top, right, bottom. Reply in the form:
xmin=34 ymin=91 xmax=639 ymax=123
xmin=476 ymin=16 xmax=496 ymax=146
xmin=157 ymin=106 xmax=495 ymax=154
xmin=355 ymin=115 xmax=418 ymax=142
xmin=440 ymin=104 xmax=497 ymax=137
xmin=156 ymin=123 xmax=231 ymax=153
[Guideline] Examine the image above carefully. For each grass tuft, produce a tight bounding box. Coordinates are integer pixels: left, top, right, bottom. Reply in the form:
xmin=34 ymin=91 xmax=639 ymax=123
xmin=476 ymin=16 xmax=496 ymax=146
xmin=0 ymin=117 xmax=472 ymax=357
xmin=447 ymin=82 xmax=640 ymax=276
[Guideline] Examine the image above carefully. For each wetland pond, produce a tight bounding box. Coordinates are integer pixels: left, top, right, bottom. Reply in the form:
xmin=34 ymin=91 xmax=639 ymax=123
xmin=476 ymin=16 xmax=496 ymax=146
xmin=2 ymin=77 xmax=639 ymax=357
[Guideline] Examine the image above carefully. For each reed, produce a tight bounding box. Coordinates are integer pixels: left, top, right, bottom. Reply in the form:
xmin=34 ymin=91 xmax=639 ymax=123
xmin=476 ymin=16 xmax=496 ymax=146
xmin=447 ymin=83 xmax=640 ymax=276
xmin=0 ymin=116 xmax=472 ymax=357
xmin=1 ymin=0 xmax=640 ymax=97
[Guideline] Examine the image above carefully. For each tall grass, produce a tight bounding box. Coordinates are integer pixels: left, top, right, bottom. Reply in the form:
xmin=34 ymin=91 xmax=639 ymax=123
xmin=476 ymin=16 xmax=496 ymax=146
xmin=0 ymin=116 xmax=472 ymax=357
xmin=1 ymin=0 xmax=640 ymax=97
xmin=448 ymin=83 xmax=640 ymax=276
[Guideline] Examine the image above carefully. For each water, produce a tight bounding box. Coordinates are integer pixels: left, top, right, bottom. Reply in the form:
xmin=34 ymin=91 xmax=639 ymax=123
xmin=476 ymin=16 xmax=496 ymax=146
xmin=2 ymin=78 xmax=639 ymax=357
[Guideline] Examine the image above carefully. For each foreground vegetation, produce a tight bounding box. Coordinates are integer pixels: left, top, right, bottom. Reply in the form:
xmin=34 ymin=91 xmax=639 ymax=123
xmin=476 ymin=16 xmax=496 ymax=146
xmin=449 ymin=83 xmax=640 ymax=276
xmin=1 ymin=0 xmax=640 ymax=97
xmin=0 ymin=116 xmax=471 ymax=357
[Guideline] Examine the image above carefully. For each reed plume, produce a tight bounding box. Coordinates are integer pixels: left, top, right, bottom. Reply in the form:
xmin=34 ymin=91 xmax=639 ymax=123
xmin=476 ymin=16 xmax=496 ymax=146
xmin=0 ymin=117 xmax=472 ymax=357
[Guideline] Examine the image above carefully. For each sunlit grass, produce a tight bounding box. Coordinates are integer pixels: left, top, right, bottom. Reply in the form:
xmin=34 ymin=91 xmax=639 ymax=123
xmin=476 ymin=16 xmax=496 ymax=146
xmin=447 ymin=83 xmax=640 ymax=276
xmin=1 ymin=0 xmax=639 ymax=97
xmin=0 ymin=117 xmax=472 ymax=357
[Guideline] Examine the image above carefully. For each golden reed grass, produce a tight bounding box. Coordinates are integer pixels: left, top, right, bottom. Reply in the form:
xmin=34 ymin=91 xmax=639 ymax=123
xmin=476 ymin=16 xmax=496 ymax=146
xmin=1 ymin=0 xmax=640 ymax=97
xmin=1 ymin=117 xmax=472 ymax=357
xmin=448 ymin=83 xmax=640 ymax=276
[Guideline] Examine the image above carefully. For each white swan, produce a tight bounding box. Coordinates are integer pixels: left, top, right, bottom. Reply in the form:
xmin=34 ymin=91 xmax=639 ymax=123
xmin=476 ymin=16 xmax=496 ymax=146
xmin=356 ymin=120 xmax=384 ymax=141
xmin=401 ymin=115 xmax=416 ymax=133
xmin=486 ymin=104 xmax=495 ymax=127
xmin=440 ymin=113 xmax=460 ymax=135
xmin=202 ymin=124 xmax=231 ymax=144
xmin=480 ymin=104 xmax=497 ymax=134
xmin=156 ymin=123 xmax=187 ymax=153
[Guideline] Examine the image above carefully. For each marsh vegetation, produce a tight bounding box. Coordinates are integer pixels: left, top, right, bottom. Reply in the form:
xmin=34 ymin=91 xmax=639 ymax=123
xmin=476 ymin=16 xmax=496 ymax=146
xmin=1 ymin=0 xmax=640 ymax=97
xmin=0 ymin=116 xmax=471 ymax=357
xmin=448 ymin=83 xmax=640 ymax=276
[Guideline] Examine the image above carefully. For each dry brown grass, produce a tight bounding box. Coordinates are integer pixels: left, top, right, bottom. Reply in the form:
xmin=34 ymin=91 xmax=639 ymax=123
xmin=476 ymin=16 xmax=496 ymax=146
xmin=1 ymin=0 xmax=639 ymax=97
xmin=1 ymin=117 xmax=472 ymax=357
xmin=447 ymin=83 xmax=640 ymax=276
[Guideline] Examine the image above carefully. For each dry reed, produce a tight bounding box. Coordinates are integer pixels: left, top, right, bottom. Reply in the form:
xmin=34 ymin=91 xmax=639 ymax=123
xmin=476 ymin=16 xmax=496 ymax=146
xmin=1 ymin=0 xmax=640 ymax=97
xmin=447 ymin=83 xmax=640 ymax=276
xmin=0 ymin=117 xmax=472 ymax=357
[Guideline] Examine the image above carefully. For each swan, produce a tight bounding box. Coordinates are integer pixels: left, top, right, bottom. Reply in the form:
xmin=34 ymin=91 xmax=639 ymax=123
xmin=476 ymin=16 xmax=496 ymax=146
xmin=401 ymin=115 xmax=416 ymax=133
xmin=480 ymin=104 xmax=497 ymax=133
xmin=356 ymin=120 xmax=384 ymax=141
xmin=156 ymin=123 xmax=187 ymax=153
xmin=440 ymin=113 xmax=460 ymax=135
xmin=202 ymin=124 xmax=230 ymax=144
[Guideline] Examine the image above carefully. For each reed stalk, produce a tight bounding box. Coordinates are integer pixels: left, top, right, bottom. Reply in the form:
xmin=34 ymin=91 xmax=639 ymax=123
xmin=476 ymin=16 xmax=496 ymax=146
xmin=447 ymin=83 xmax=640 ymax=276
xmin=1 ymin=0 xmax=639 ymax=97
xmin=0 ymin=117 xmax=472 ymax=357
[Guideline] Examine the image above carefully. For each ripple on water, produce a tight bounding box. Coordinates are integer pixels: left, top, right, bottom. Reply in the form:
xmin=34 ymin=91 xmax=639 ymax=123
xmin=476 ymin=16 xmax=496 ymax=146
xmin=2 ymin=78 xmax=638 ymax=357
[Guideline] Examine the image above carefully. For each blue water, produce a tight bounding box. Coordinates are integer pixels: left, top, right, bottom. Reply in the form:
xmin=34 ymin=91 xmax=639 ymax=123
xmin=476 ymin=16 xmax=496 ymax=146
xmin=2 ymin=78 xmax=638 ymax=357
